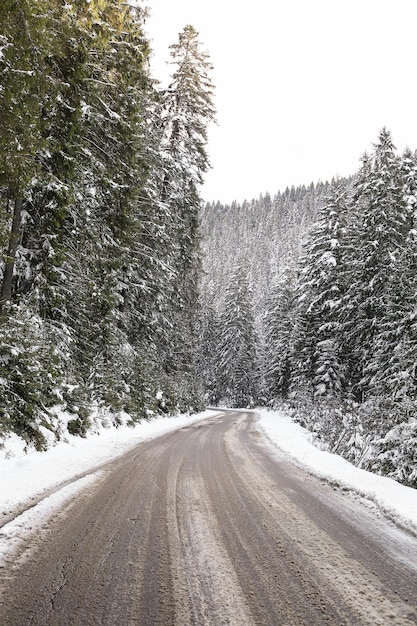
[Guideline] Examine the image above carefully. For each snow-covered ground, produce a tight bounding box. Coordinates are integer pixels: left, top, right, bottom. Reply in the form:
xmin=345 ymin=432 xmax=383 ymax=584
xmin=1 ymin=407 xmax=417 ymax=567
xmin=257 ymin=408 xmax=417 ymax=536
xmin=0 ymin=409 xmax=219 ymax=519
xmin=0 ymin=409 xmax=223 ymax=565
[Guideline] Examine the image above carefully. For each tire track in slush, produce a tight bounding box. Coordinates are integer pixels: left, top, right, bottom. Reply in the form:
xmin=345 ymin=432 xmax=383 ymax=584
xmin=219 ymin=417 xmax=417 ymax=625
xmin=167 ymin=446 xmax=255 ymax=626
xmin=202 ymin=417 xmax=357 ymax=625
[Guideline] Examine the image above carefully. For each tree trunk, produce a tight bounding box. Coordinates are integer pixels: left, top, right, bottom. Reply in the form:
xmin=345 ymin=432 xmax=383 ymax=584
xmin=0 ymin=196 xmax=23 ymax=317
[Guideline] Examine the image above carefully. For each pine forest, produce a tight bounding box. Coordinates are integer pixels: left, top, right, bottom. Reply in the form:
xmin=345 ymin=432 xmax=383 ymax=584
xmin=1 ymin=2 xmax=417 ymax=489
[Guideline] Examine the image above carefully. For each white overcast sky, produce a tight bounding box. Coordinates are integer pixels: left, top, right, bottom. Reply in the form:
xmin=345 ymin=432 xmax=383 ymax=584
xmin=145 ymin=0 xmax=417 ymax=204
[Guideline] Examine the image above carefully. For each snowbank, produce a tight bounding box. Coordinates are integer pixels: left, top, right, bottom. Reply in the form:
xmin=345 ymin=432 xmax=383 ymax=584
xmin=257 ymin=408 xmax=417 ymax=536
xmin=0 ymin=410 xmax=219 ymax=519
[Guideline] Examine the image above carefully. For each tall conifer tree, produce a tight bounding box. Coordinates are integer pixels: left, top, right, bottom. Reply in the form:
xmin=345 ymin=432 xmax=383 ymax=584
xmin=218 ymin=265 xmax=259 ymax=407
xmin=156 ymin=25 xmax=216 ymax=402
xmin=342 ymin=129 xmax=409 ymax=400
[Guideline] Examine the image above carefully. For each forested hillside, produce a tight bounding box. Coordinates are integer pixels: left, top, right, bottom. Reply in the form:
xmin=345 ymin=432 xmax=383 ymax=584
xmin=198 ymin=181 xmax=333 ymax=405
xmin=199 ymin=130 xmax=417 ymax=487
xmin=0 ymin=1 xmax=214 ymax=448
xmin=201 ymin=182 xmax=331 ymax=310
xmin=2 ymin=3 xmax=416 ymax=490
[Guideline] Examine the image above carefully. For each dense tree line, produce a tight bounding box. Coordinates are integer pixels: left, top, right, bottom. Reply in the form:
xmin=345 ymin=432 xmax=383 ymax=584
xmin=0 ymin=1 xmax=215 ymax=447
xmin=199 ymin=130 xmax=417 ymax=486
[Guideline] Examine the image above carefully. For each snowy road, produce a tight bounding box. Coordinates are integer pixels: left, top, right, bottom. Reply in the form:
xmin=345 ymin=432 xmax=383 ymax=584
xmin=1 ymin=411 xmax=417 ymax=625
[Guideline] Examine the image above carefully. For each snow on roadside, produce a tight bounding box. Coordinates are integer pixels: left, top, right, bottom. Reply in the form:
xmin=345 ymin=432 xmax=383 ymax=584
xmin=257 ymin=408 xmax=417 ymax=536
xmin=0 ymin=472 xmax=103 ymax=565
xmin=3 ymin=405 xmax=417 ymax=557
xmin=0 ymin=410 xmax=220 ymax=519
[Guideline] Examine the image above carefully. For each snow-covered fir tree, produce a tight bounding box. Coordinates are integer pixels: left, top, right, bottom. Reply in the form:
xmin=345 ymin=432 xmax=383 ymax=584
xmin=341 ymin=129 xmax=411 ymax=403
xmin=263 ymin=268 xmax=297 ymax=401
xmin=196 ymin=289 xmax=222 ymax=404
xmin=291 ymin=182 xmax=349 ymax=401
xmin=217 ymin=264 xmax=260 ymax=407
xmin=154 ymin=24 xmax=216 ymax=408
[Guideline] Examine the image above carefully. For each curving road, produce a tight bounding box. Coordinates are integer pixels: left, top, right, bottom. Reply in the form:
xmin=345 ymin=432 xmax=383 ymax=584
xmin=1 ymin=411 xmax=417 ymax=625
